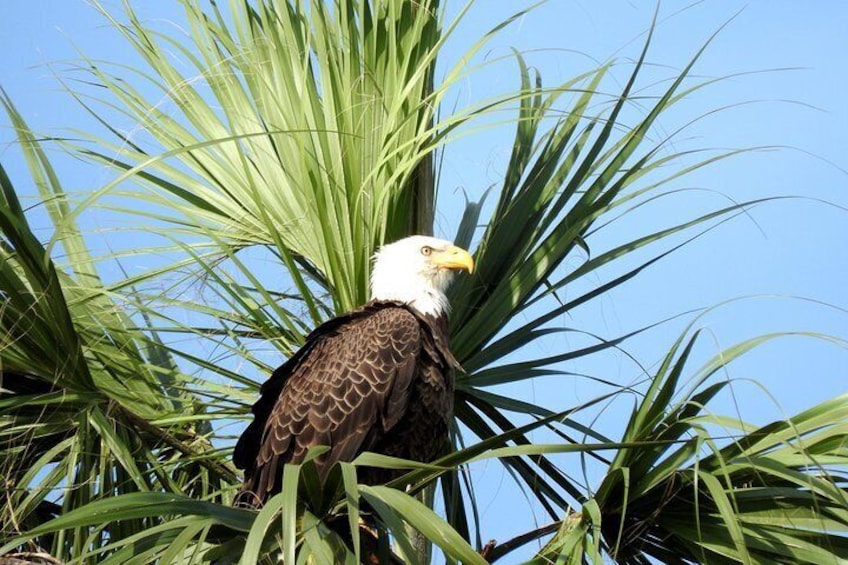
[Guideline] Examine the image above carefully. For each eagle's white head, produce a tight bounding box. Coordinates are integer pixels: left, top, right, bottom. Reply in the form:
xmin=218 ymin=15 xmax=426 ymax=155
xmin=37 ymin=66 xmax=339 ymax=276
xmin=370 ymin=235 xmax=474 ymax=317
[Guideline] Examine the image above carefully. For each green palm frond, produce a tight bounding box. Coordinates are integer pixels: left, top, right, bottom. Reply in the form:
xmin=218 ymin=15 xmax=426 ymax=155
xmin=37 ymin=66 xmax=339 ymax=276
xmin=532 ymin=329 xmax=848 ymax=564
xmin=0 ymin=95 xmax=235 ymax=560
xmin=69 ymin=0 xmax=455 ymax=315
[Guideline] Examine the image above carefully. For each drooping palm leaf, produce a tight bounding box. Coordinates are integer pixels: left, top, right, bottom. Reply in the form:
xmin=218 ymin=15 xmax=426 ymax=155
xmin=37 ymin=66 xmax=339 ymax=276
xmin=0 ymin=96 xmax=236 ymax=560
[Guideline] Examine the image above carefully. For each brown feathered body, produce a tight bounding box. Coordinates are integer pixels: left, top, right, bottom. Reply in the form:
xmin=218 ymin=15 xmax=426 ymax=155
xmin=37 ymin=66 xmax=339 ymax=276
xmin=233 ymin=300 xmax=459 ymax=507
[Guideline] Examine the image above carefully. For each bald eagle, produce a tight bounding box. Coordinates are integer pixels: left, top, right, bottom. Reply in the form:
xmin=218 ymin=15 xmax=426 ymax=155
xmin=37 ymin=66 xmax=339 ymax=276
xmin=233 ymin=236 xmax=474 ymax=507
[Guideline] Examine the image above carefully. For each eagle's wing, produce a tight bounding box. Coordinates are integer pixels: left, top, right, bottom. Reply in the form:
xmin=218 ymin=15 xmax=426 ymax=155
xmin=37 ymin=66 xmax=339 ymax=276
xmin=235 ymin=305 xmax=421 ymax=504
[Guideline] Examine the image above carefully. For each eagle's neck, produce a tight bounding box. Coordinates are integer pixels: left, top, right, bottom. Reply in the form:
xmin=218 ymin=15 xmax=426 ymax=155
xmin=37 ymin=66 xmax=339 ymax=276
xmin=370 ymin=269 xmax=452 ymax=318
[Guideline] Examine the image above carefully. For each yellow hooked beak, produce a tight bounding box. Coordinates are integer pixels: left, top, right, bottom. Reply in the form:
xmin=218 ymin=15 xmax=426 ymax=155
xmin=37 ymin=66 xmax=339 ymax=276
xmin=431 ymin=245 xmax=474 ymax=274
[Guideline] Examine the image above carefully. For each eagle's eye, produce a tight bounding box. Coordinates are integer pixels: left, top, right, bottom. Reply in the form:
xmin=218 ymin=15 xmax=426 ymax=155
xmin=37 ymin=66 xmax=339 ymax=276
xmin=420 ymin=245 xmax=433 ymax=256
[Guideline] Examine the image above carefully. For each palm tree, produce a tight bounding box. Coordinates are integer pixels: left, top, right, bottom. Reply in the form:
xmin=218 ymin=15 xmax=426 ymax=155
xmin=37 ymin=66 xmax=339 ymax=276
xmin=1 ymin=1 xmax=845 ymax=563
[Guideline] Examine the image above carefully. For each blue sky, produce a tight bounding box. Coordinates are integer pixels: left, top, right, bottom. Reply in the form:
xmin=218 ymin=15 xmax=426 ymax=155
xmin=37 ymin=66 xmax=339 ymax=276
xmin=2 ymin=0 xmax=847 ymax=559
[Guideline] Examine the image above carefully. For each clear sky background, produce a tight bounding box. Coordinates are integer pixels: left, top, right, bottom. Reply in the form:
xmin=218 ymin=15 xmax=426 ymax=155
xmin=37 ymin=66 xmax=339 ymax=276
xmin=2 ymin=0 xmax=847 ymax=559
